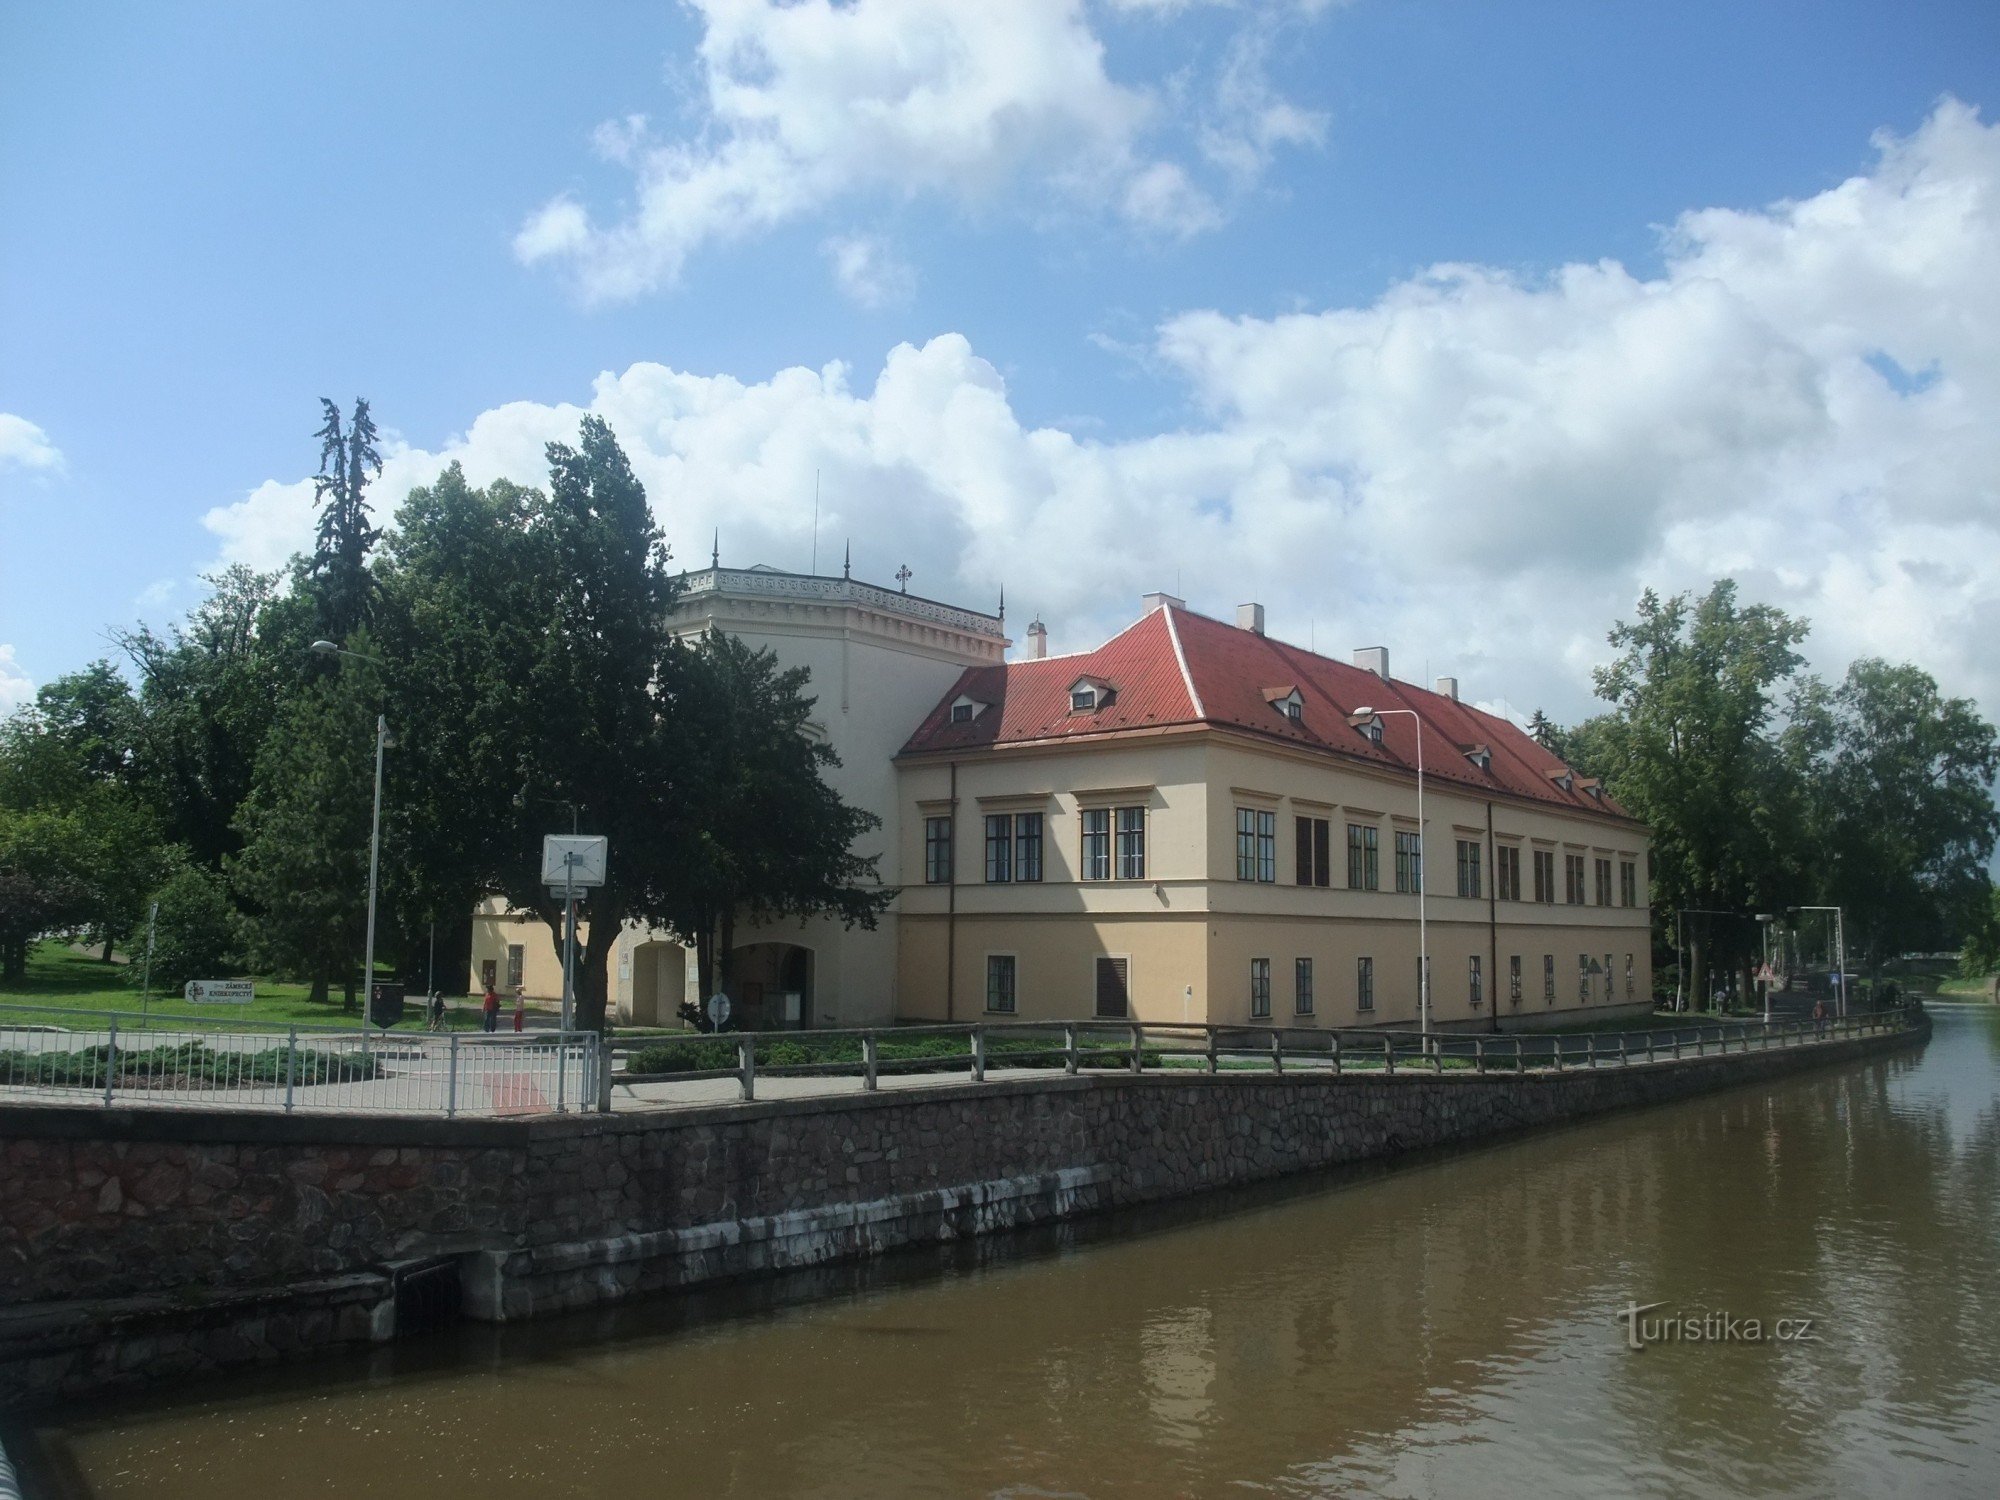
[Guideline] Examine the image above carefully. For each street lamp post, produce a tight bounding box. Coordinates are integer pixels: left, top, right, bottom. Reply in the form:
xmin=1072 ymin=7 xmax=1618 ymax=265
xmin=1755 ymin=913 xmax=1775 ymax=1025
xmin=1350 ymin=706 xmax=1427 ymax=1038
xmin=311 ymin=641 xmax=389 ymax=1025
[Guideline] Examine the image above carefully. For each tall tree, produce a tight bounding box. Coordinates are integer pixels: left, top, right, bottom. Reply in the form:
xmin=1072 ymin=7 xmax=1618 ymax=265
xmin=0 ymin=808 xmax=97 ymax=982
xmin=1581 ymin=581 xmax=1811 ymax=1009
xmin=309 ymin=398 xmax=383 ymax=643
xmin=116 ymin=567 xmax=282 ymax=869
xmin=228 ymin=634 xmax=379 ymax=1007
xmin=1803 ymin=660 xmax=2000 ymax=972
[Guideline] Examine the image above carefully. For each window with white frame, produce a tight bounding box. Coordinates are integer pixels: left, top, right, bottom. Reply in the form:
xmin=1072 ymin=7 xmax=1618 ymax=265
xmin=1236 ymin=808 xmax=1275 ymax=882
xmin=984 ymin=814 xmax=1013 ymax=883
xmin=1469 ymin=954 xmax=1483 ymax=1007
xmin=1509 ymin=954 xmax=1522 ymax=1003
xmin=1620 ymin=860 xmax=1638 ymax=907
xmin=1625 ymin=953 xmax=1635 ymax=1000
xmin=986 ymin=954 xmax=1017 ymax=1013
xmin=1496 ymin=845 xmax=1521 ymax=901
xmin=1356 ymin=956 xmax=1375 ymax=1011
xmin=1013 ymin=812 xmax=1043 ymax=882
xmin=1578 ymin=953 xmax=1591 ymax=1002
xmin=1115 ymin=806 xmax=1146 ymax=880
xmin=1250 ymin=957 xmax=1272 ymax=1018
xmin=924 ymin=817 xmax=952 ymax=884
xmin=1565 ymin=854 xmax=1587 ymax=905
xmin=1604 ymin=952 xmax=1615 ymax=1004
xmin=1294 ymin=957 xmax=1314 ymax=1015
xmin=1533 ymin=849 xmax=1556 ymax=904
xmin=1543 ymin=953 xmax=1556 ymax=1002
xmin=1081 ymin=808 xmax=1111 ymax=880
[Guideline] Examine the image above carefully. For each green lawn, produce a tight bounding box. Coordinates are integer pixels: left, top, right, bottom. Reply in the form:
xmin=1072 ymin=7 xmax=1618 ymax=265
xmin=0 ymin=941 xmax=483 ymax=1031
xmin=1937 ymin=974 xmax=1996 ymax=999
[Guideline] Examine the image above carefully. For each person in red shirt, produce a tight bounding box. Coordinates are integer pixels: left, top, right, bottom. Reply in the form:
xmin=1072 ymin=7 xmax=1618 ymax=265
xmin=512 ymin=992 xmax=526 ymax=1033
xmin=481 ymin=982 xmax=500 ymax=1033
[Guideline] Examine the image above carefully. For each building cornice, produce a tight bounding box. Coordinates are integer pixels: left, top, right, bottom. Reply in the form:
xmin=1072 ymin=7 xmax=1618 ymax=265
xmin=675 ymin=566 xmax=1005 ymax=641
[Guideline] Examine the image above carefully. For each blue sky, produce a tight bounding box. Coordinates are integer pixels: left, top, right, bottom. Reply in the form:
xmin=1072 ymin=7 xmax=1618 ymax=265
xmin=4 ymin=0 xmax=2000 ymax=738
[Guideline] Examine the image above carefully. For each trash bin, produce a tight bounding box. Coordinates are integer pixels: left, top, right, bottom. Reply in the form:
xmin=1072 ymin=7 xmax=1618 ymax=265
xmin=368 ymin=981 xmax=406 ymax=1029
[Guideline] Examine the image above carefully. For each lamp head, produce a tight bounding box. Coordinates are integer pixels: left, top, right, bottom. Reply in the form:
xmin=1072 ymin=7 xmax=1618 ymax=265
xmin=309 ymin=640 xmax=338 ymax=655
xmin=1347 ymin=708 xmax=1378 ymax=727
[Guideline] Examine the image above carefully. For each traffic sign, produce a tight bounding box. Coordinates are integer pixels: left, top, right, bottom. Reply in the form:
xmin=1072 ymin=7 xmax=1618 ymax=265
xmin=184 ymin=980 xmax=254 ymax=1004
xmin=707 ymin=992 xmax=732 ymax=1029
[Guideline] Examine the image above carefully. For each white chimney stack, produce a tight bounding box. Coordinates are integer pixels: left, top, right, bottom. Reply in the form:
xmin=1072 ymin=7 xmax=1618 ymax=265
xmin=1026 ymin=618 xmax=1048 ymax=660
xmin=1435 ymin=675 xmax=1460 ymax=701
xmin=1237 ymin=602 xmax=1266 ymax=635
xmin=1142 ymin=591 xmax=1185 ymax=615
xmin=1354 ymin=646 xmax=1389 ymax=679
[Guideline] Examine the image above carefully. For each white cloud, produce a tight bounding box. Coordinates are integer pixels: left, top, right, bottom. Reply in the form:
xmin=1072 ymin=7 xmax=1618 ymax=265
xmin=0 ymin=413 xmax=63 ymax=473
xmin=822 ymin=232 xmax=917 ymax=307
xmin=516 ymin=0 xmax=1319 ymax=300
xmin=0 ymin=645 xmax=32 ymax=714
xmin=221 ymin=101 xmax=2000 ymax=731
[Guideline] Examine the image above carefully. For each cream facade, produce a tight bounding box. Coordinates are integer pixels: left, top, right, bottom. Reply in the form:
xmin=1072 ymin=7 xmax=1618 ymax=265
xmin=896 ymin=729 xmax=1652 ymax=1033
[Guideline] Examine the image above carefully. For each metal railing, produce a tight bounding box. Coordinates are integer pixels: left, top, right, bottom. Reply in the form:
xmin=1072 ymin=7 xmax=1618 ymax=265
xmin=0 ymin=1005 xmax=603 ymax=1117
xmin=611 ymin=1007 xmax=1921 ymax=1105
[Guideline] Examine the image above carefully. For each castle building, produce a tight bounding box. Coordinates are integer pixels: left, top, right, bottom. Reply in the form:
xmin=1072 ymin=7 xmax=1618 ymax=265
xmin=472 ymin=570 xmax=1651 ymax=1031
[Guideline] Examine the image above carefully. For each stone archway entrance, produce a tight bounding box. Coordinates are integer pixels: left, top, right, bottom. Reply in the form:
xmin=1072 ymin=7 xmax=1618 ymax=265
xmin=726 ymin=942 xmax=814 ymax=1031
xmin=629 ymin=941 xmax=687 ymax=1027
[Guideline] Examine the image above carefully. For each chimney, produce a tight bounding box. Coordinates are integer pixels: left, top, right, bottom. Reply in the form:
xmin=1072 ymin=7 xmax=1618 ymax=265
xmin=1142 ymin=591 xmax=1185 ymax=615
xmin=1025 ymin=618 xmax=1048 ymax=660
xmin=1435 ymin=675 xmax=1459 ymax=701
xmin=1354 ymin=646 xmax=1389 ymax=679
xmin=1237 ymin=603 xmax=1266 ymax=635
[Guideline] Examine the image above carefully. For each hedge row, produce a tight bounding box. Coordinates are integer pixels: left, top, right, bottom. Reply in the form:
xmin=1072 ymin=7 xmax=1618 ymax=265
xmin=0 ymin=1040 xmax=382 ymax=1089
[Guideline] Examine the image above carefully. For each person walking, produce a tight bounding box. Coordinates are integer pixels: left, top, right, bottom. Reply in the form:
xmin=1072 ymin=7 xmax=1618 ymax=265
xmin=1812 ymin=997 xmax=1828 ymax=1038
xmin=512 ymin=992 xmax=526 ymax=1033
xmin=482 ymin=982 xmax=500 ymax=1034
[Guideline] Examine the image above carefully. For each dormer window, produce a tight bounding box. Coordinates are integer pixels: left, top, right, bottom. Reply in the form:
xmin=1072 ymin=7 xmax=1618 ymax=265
xmin=1361 ymin=720 xmax=1383 ymax=744
xmin=1463 ymin=743 xmax=1492 ymax=772
xmin=949 ymin=694 xmax=987 ymax=725
xmin=1550 ymin=769 xmax=1573 ymax=793
xmin=1578 ymin=777 xmax=1603 ymax=800
xmin=1068 ymin=676 xmax=1112 ymax=713
xmin=1265 ymin=686 xmax=1305 ymax=724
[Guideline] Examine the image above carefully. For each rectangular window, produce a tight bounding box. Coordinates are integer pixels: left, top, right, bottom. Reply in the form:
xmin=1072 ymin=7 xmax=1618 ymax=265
xmin=983 ymin=814 xmax=1013 ymax=883
xmin=1579 ymin=953 xmax=1591 ymax=1002
xmin=1456 ymin=839 xmax=1481 ymax=899
xmin=1496 ymin=845 xmax=1521 ymax=902
xmin=1081 ymin=808 xmax=1111 ymax=881
xmin=1237 ymin=808 xmax=1258 ymax=881
xmin=986 ymin=954 xmax=1017 ymax=1014
xmin=1256 ymin=810 xmax=1275 ymax=882
xmin=1294 ymin=957 xmax=1314 ymax=1015
xmin=1356 ymin=956 xmax=1375 ymax=1012
xmin=1394 ymin=830 xmax=1422 ymax=893
xmin=1094 ymin=955 xmax=1129 ymax=1017
xmin=1543 ymin=954 xmax=1556 ymax=1003
xmin=1625 ymin=953 xmax=1635 ymax=1000
xmin=505 ymin=944 xmax=524 ymax=991
xmin=1594 ymin=858 xmax=1613 ymax=906
xmin=1295 ymin=816 xmax=1331 ymax=887
xmin=1014 ymin=812 xmax=1043 ymax=882
xmin=1620 ymin=859 xmax=1638 ymax=908
xmin=1115 ymin=806 xmax=1147 ymax=880
xmin=1250 ymin=957 xmax=1272 ymax=1018
xmin=1565 ymin=854 xmax=1587 ymax=905
xmin=1533 ymin=849 xmax=1556 ymax=904
xmin=924 ymin=816 xmax=953 ymax=884
xmin=1347 ymin=824 xmax=1379 ymax=890
xmin=1469 ymin=955 xmax=1483 ymax=1008
xmin=1605 ymin=952 xmax=1615 ymax=1004
xmin=1509 ymin=955 xmax=1522 ymax=1003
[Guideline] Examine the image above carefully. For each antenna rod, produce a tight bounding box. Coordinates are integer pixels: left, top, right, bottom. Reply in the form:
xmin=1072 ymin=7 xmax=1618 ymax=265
xmin=812 ymin=469 xmax=820 ymax=574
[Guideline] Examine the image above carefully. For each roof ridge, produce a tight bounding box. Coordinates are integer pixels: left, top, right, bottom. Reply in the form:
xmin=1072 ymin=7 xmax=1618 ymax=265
xmin=1162 ymin=607 xmax=1206 ymax=718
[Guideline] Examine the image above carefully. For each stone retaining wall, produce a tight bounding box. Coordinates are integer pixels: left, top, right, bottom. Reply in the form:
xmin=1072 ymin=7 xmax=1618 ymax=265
xmin=0 ymin=1019 xmax=1927 ymax=1408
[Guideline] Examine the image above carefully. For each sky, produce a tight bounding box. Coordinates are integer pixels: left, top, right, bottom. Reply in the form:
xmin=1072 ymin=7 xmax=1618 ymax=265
xmin=4 ymin=0 xmax=2000 ymax=742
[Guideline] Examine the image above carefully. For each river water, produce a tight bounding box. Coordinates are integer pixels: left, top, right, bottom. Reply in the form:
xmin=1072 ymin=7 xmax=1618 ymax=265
xmin=18 ymin=1005 xmax=2000 ymax=1498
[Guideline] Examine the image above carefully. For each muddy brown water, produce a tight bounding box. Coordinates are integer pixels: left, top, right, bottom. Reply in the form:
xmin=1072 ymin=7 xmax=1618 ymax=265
xmin=13 ymin=1006 xmax=2000 ymax=1498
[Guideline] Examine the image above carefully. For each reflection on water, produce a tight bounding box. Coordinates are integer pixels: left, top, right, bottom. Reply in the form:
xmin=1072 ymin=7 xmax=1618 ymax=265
xmin=19 ymin=1007 xmax=2000 ymax=1498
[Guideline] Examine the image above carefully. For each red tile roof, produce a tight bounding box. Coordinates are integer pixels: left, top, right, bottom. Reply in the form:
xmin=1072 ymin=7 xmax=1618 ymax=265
xmin=901 ymin=605 xmax=1638 ymax=823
